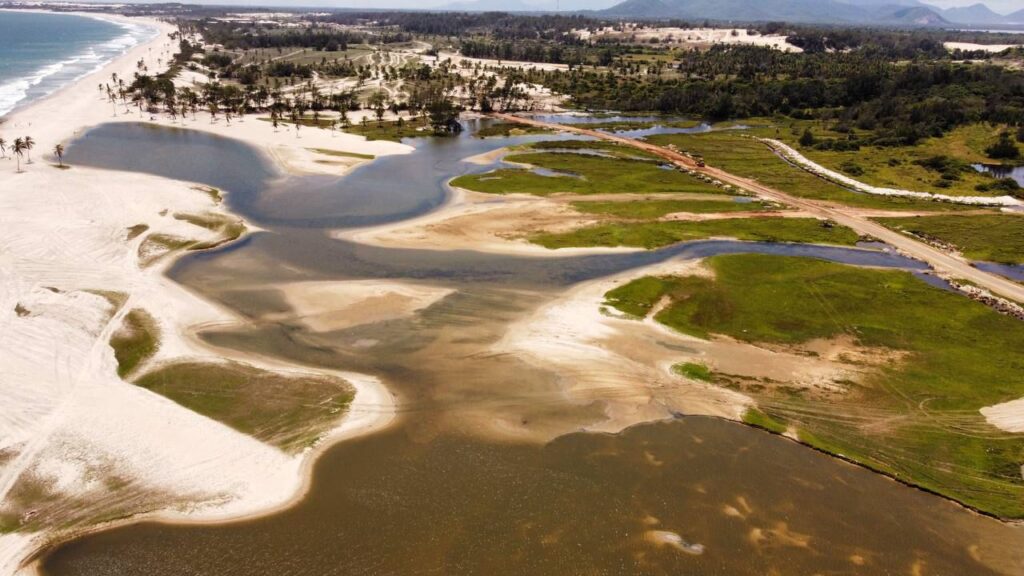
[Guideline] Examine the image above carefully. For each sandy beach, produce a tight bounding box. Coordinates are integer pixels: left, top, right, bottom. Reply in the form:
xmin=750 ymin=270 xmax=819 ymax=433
xmin=0 ymin=12 xmax=403 ymax=574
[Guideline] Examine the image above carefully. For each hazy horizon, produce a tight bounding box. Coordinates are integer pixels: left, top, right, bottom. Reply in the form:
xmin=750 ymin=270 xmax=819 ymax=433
xmin=68 ymin=0 xmax=1024 ymax=14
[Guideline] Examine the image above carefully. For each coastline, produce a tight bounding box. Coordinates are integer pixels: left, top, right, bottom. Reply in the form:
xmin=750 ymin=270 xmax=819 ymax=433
xmin=0 ymin=10 xmax=402 ymax=575
xmin=0 ymin=8 xmax=159 ymax=119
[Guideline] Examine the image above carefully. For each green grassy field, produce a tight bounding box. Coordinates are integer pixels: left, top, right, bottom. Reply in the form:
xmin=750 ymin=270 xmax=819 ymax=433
xmin=645 ymin=131 xmax=974 ymax=211
xmin=571 ymin=197 xmax=779 ymax=219
xmin=604 ymin=254 xmax=1024 ymax=518
xmin=134 ymin=361 xmax=354 ymax=453
xmin=774 ymin=123 xmax=1015 ymax=197
xmin=110 ymin=309 xmax=159 ymax=378
xmin=531 ymin=217 xmax=859 ymax=249
xmin=451 ymin=144 xmax=724 ymax=197
xmin=874 ymin=214 xmax=1024 ymax=265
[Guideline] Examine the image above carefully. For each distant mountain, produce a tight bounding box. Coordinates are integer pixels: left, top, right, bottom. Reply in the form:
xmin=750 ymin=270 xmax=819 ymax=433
xmin=596 ymin=0 xmax=951 ymax=25
xmin=941 ymin=2 xmax=1007 ymax=24
xmin=436 ymin=0 xmax=620 ymax=11
xmin=886 ymin=5 xmax=949 ymax=25
xmin=1006 ymin=8 xmax=1024 ymax=24
xmin=601 ymin=0 xmax=676 ymax=18
xmin=437 ymin=0 xmax=1023 ymax=28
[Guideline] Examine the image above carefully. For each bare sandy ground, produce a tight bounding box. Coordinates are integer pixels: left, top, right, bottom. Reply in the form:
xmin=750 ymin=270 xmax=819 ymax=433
xmin=575 ymin=26 xmax=801 ymax=53
xmin=338 ymin=186 xmax=644 ymax=257
xmin=945 ymin=42 xmax=1022 ymax=53
xmin=0 ymin=14 xmax=401 ymax=574
xmin=981 ymin=398 xmax=1024 ymax=433
xmin=277 ymin=280 xmax=454 ymax=333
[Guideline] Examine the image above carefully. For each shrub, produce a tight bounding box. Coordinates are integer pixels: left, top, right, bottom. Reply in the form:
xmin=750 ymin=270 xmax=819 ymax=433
xmin=986 ymin=132 xmax=1021 ymax=160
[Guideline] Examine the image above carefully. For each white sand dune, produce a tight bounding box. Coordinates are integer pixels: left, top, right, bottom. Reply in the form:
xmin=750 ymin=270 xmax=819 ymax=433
xmin=0 ymin=13 xmax=400 ymax=574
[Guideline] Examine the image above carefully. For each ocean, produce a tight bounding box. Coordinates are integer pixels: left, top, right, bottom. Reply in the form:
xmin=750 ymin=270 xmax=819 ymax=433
xmin=0 ymin=10 xmax=155 ymax=117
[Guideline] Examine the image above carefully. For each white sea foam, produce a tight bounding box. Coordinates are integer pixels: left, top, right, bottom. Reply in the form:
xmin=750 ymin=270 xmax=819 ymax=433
xmin=0 ymin=14 xmax=158 ymax=117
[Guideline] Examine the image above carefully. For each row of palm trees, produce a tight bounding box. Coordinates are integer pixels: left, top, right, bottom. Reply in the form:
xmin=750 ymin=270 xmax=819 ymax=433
xmin=0 ymin=136 xmax=65 ymax=172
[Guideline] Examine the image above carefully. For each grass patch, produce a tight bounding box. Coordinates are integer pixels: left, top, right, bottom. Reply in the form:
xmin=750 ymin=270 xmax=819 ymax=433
xmin=309 ymin=147 xmax=375 ymax=160
xmin=475 ymin=122 xmax=552 ymax=138
xmin=606 ymin=254 xmax=1024 ymax=518
xmin=572 ymin=118 xmax=701 ymax=132
xmin=743 ymin=408 xmax=788 ymax=435
xmin=673 ymin=362 xmax=714 ymax=382
xmin=134 ymin=361 xmax=354 ymax=453
xmin=531 ymin=217 xmax=858 ymax=250
xmin=571 ymin=198 xmax=779 ymax=219
xmin=343 ymin=116 xmax=432 ymax=142
xmin=452 ymin=146 xmax=722 ymax=197
xmin=646 ymin=131 xmax=973 ymax=211
xmin=605 ymin=275 xmax=674 ymax=318
xmin=110 ymin=309 xmax=159 ymax=378
xmin=528 ymin=139 xmax=662 ymax=160
xmin=875 ymin=214 xmax=1024 ymax=265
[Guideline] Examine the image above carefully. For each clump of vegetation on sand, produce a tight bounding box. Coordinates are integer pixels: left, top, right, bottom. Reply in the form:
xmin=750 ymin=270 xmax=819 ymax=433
xmin=134 ymin=361 xmax=354 ymax=453
xmin=310 ymin=147 xmax=375 ymax=160
xmin=110 ymin=309 xmax=160 ymax=378
xmin=605 ymin=254 xmax=1024 ymax=518
xmin=531 ymin=217 xmax=858 ymax=250
xmin=474 ymin=122 xmax=552 ymax=138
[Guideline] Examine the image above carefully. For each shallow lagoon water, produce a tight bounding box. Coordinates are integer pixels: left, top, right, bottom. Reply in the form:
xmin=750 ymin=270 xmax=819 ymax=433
xmin=43 ymin=121 xmax=1024 ymax=575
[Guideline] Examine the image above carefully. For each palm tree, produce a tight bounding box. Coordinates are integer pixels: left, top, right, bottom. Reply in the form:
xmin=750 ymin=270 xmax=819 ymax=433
xmin=13 ymin=138 xmax=25 ymax=172
xmin=23 ymin=136 xmax=34 ymax=164
xmin=53 ymin=144 xmax=65 ymax=168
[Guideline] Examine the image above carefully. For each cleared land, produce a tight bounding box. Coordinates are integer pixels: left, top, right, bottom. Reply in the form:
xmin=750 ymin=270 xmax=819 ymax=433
xmin=605 ymin=254 xmax=1024 ymax=518
xmin=134 ymin=361 xmax=354 ymax=454
xmin=875 ymin=214 xmax=1024 ymax=265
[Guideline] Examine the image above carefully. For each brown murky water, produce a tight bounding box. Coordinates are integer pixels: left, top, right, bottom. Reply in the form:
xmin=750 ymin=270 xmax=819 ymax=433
xmin=41 ymin=123 xmax=1024 ymax=575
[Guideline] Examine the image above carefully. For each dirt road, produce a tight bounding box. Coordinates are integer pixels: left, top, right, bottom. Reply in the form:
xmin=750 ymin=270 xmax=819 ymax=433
xmin=492 ymin=113 xmax=1024 ymax=304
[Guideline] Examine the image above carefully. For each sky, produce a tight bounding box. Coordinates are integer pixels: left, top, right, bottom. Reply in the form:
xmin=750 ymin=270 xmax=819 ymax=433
xmin=99 ymin=0 xmax=1024 ymax=15
xmin=296 ymin=0 xmax=1024 ymax=12
xmin=925 ymin=0 xmax=1023 ymax=13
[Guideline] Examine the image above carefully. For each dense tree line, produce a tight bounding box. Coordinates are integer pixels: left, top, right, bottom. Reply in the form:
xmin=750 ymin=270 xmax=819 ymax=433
xmin=527 ymin=45 xmax=1024 ymax=145
xmin=314 ymin=12 xmax=606 ymax=41
xmin=196 ymin=22 xmax=372 ymax=51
